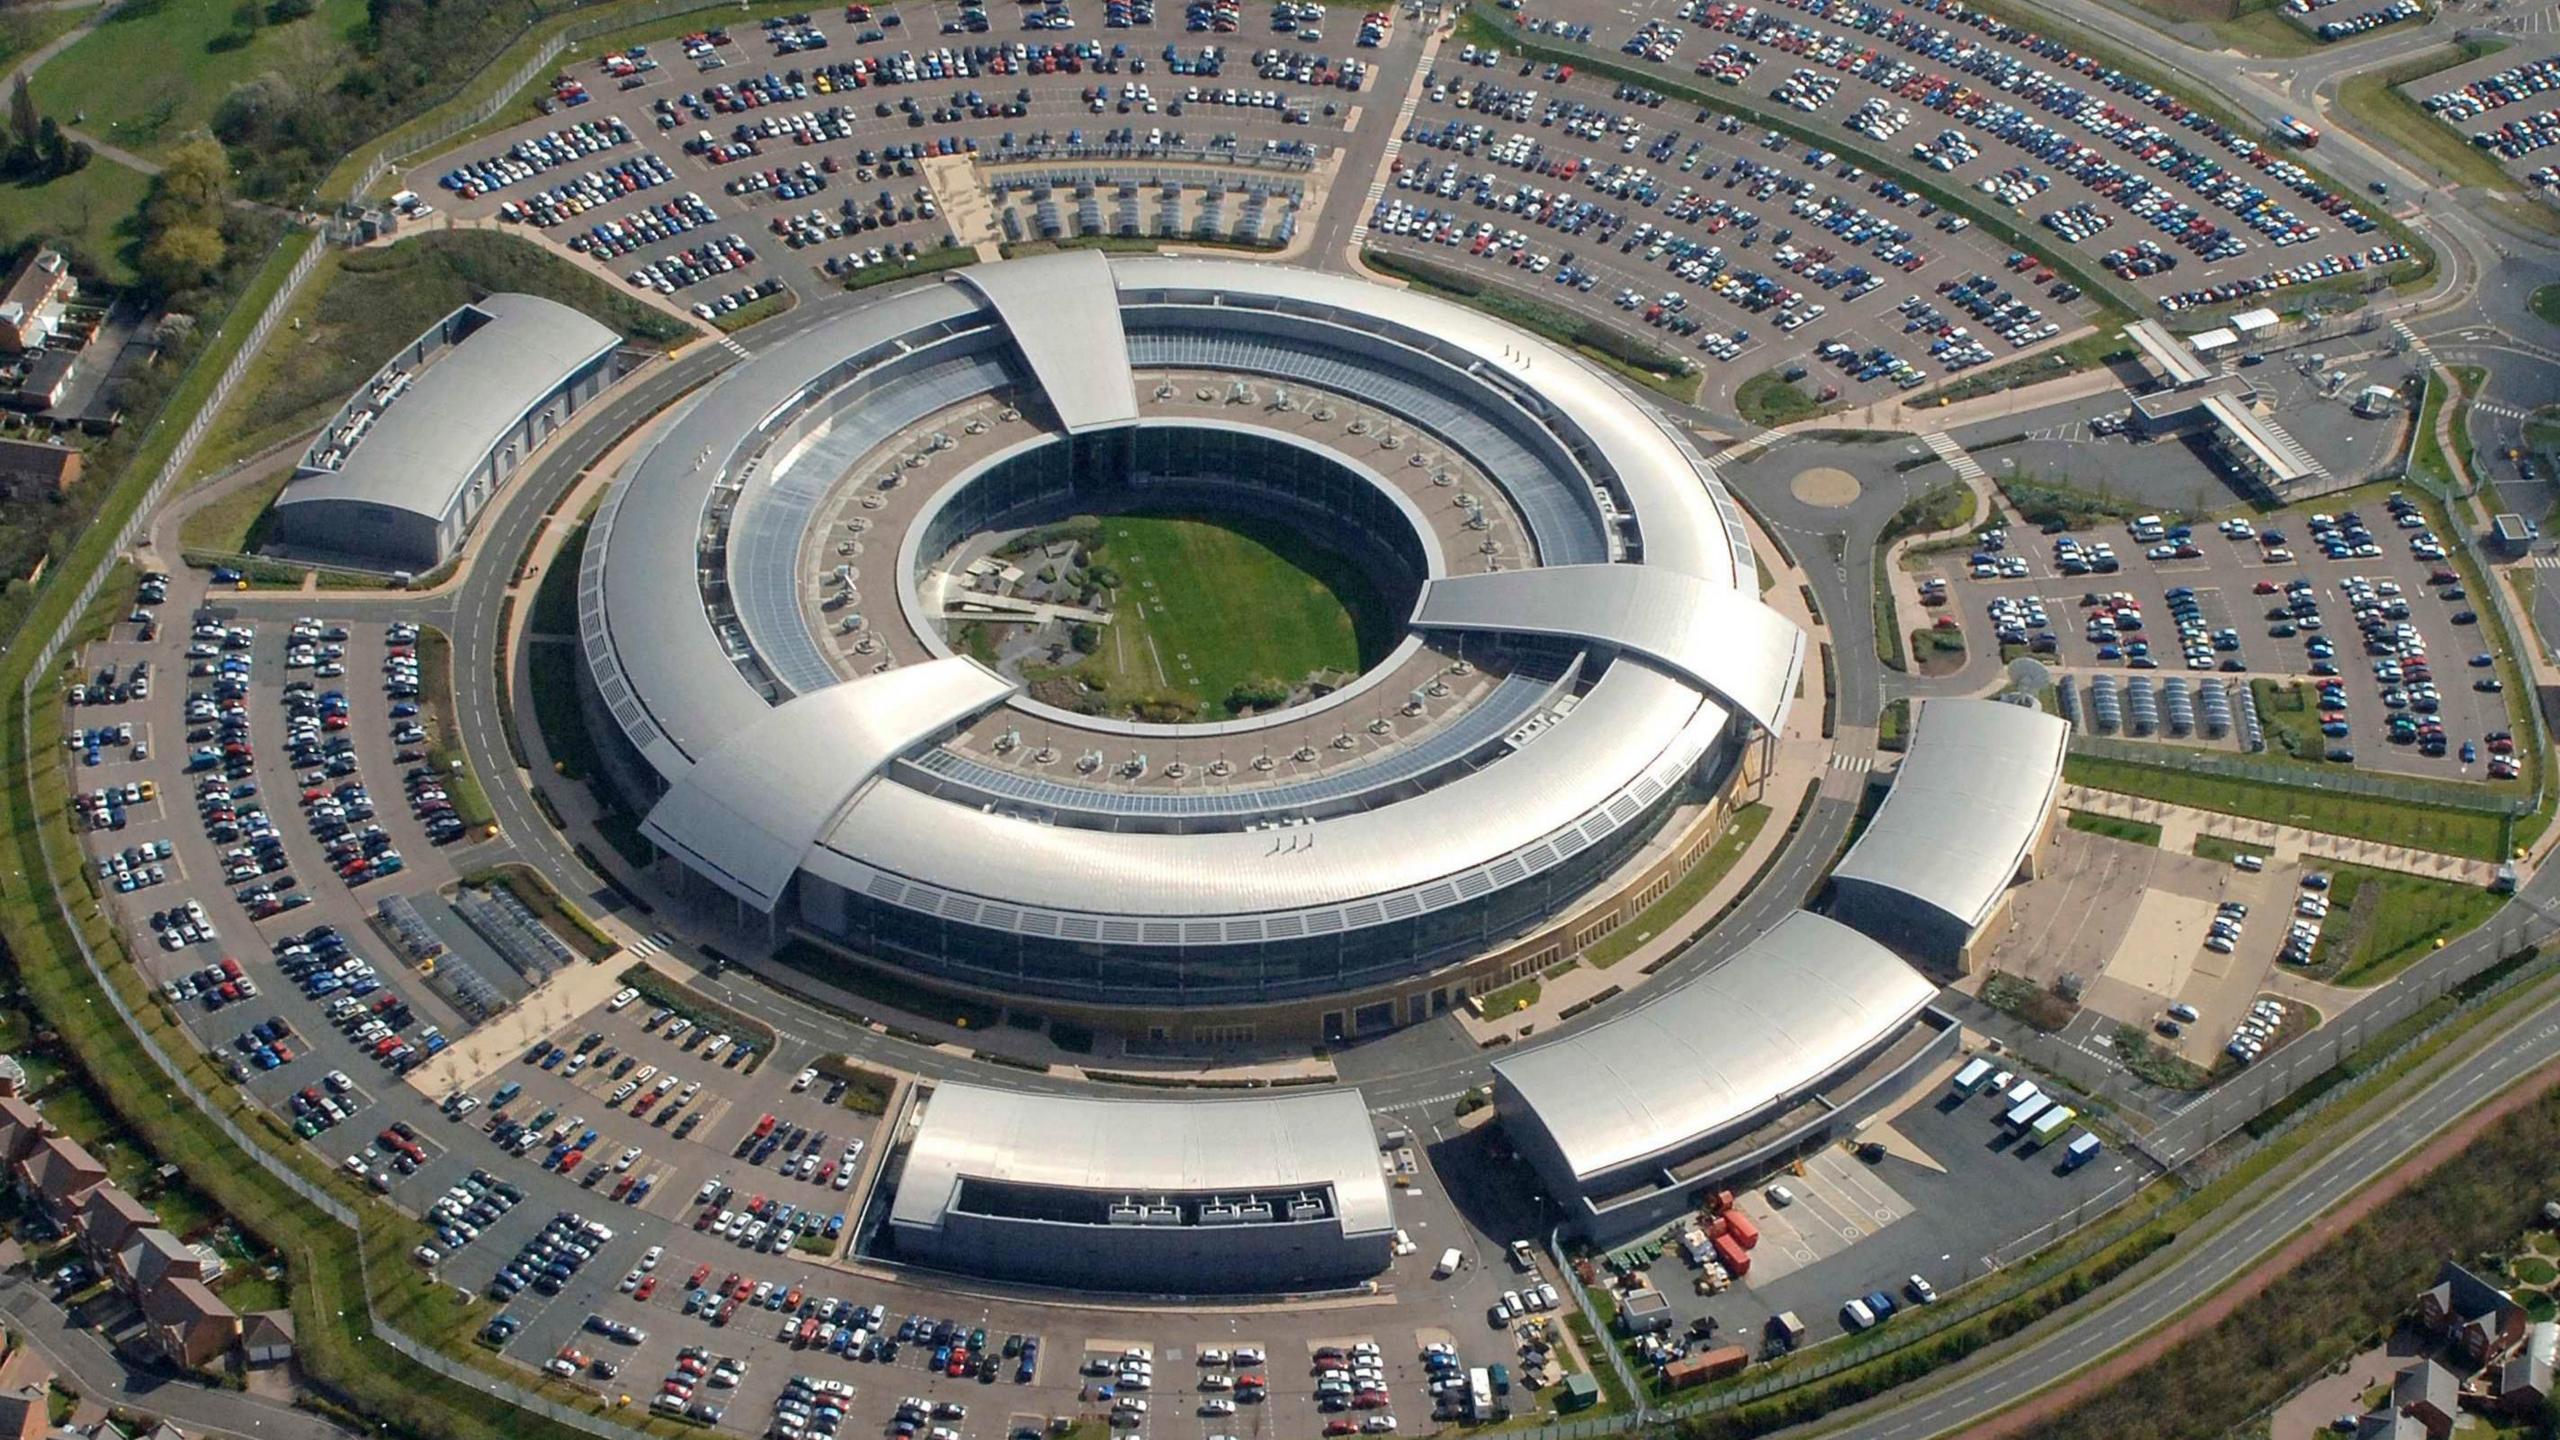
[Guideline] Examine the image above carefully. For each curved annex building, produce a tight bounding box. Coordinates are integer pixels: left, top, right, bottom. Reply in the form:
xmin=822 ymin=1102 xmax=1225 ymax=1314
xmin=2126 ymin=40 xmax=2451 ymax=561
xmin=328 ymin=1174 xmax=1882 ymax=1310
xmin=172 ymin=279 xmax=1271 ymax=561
xmin=578 ymin=251 xmax=1806 ymax=1039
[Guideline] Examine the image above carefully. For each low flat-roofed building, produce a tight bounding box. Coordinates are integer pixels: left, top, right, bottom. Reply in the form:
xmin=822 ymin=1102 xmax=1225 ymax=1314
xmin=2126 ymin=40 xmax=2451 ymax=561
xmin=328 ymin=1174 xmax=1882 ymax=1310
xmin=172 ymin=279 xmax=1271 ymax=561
xmin=268 ymin=294 xmax=621 ymax=571
xmin=2230 ymin=307 xmax=2280 ymax=337
xmin=1493 ymin=911 xmax=1950 ymax=1241
xmin=2189 ymin=327 xmax=2238 ymax=355
xmin=2201 ymin=393 xmax=2318 ymax=491
xmin=884 ymin=1080 xmax=1394 ymax=1293
xmin=2493 ymin=513 xmax=2539 ymax=557
xmin=1827 ymin=698 xmax=2068 ymax=971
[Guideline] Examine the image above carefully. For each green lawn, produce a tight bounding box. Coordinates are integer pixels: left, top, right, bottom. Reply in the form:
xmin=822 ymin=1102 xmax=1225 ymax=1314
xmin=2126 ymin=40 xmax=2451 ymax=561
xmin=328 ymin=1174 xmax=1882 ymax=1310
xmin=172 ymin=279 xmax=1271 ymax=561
xmin=1736 ymin=369 xmax=1825 ymax=427
xmin=193 ymin=232 xmax=689 ymax=476
xmin=2534 ymin=285 xmax=2560 ymax=331
xmin=30 ymin=0 xmax=371 ymax=163
xmin=2062 ymin=754 xmax=2508 ymax=860
xmin=1079 ymin=512 xmax=1394 ymax=720
xmin=2311 ymin=862 xmax=2507 ymax=986
xmin=528 ymin=520 xmax=589 ymax=637
xmin=178 ymin=469 xmax=289 ymax=556
xmin=2192 ymin=833 xmax=2273 ymax=865
xmin=0 ymin=161 xmax=153 ymax=285
xmin=0 ymin=6 xmax=96 ymax=77
xmin=2067 ymin=811 xmax=2163 ymax=847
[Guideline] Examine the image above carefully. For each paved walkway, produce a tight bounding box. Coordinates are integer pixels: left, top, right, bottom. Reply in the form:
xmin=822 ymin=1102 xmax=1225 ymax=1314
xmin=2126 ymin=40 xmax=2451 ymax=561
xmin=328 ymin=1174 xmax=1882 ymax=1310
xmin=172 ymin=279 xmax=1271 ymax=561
xmin=2060 ymin=784 xmax=2504 ymax=884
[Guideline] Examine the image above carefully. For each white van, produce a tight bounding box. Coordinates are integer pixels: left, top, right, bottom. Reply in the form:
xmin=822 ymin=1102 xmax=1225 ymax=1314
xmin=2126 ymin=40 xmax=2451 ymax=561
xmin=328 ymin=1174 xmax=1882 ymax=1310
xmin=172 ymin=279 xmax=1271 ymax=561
xmin=1841 ymin=1298 xmax=1876 ymax=1331
xmin=1435 ymin=1248 xmax=1463 ymax=1279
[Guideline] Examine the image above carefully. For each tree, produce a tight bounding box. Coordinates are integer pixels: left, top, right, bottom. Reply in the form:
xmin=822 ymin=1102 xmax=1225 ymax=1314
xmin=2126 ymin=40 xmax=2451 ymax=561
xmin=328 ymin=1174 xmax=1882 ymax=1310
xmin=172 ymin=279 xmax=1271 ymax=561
xmin=149 ymin=139 xmax=232 ymax=227
xmin=139 ymin=223 xmax=226 ymax=296
xmin=7 ymin=77 xmax=35 ymax=152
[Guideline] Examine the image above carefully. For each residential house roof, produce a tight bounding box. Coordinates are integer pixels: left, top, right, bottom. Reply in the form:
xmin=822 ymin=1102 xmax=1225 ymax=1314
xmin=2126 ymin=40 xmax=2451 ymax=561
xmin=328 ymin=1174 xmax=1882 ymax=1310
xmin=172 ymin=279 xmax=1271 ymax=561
xmin=117 ymin=1228 xmax=201 ymax=1295
xmin=2394 ymin=1358 xmax=2456 ymax=1416
xmin=139 ymin=1276 xmax=237 ymax=1359
xmin=0 ymin=439 xmax=78 ymax=498
xmin=18 ymin=1134 xmax=106 ymax=1209
xmin=78 ymin=1186 xmax=154 ymax=1256
xmin=0 ymin=1097 xmax=47 ymax=1166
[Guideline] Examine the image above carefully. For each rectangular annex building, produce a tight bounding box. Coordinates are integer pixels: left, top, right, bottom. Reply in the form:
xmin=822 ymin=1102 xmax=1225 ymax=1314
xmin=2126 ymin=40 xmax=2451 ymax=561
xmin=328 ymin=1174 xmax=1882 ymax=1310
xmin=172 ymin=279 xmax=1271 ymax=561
xmin=268 ymin=294 xmax=623 ymax=570
xmin=1493 ymin=911 xmax=1950 ymax=1242
xmin=1826 ymin=698 xmax=2068 ymax=971
xmin=883 ymin=1081 xmax=1395 ymax=1293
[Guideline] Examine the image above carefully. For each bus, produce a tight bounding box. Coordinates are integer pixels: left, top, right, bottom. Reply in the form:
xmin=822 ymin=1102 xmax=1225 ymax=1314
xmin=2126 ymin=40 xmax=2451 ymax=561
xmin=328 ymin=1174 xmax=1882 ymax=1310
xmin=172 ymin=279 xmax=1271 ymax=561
xmin=2275 ymin=114 xmax=2320 ymax=147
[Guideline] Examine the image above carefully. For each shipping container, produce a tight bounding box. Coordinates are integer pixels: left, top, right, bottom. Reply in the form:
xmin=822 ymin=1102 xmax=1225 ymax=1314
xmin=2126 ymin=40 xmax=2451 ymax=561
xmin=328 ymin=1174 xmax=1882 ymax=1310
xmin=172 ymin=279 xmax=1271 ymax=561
xmin=1662 ymin=1346 xmax=1748 ymax=1389
xmin=1711 ymin=1231 xmax=1751 ymax=1277
xmin=1722 ymin=1210 xmax=1760 ymax=1250
xmin=1951 ymin=1057 xmax=1995 ymax=1095
xmin=2028 ymin=1105 xmax=2076 ymax=1145
xmin=2062 ymin=1131 xmax=2103 ymax=1170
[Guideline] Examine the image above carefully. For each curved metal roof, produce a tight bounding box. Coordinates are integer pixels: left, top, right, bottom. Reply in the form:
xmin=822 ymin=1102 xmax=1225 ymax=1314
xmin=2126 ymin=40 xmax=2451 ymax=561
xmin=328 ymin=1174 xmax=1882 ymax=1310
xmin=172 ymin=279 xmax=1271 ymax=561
xmin=278 ymin=294 xmax=617 ymax=521
xmin=1110 ymin=256 xmax=1749 ymax=586
xmin=1411 ymin=565 xmax=1805 ymax=734
xmin=954 ymin=250 xmax=1137 ymax=432
xmin=1831 ymin=699 xmax=2071 ymax=932
xmin=1490 ymin=911 xmax=1939 ymax=1183
xmin=812 ymin=662 xmax=1721 ymax=921
xmin=888 ymin=1080 xmax=1394 ymax=1241
xmin=641 ymin=659 xmax=1016 ymax=910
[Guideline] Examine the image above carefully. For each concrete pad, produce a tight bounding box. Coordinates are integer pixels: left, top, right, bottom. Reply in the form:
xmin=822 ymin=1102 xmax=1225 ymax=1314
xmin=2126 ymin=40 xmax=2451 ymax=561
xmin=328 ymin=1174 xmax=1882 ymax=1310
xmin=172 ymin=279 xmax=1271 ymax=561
xmin=2098 ymin=887 xmax=2216 ymax=998
xmin=1850 ymin=1120 xmax=1947 ymax=1176
xmin=1789 ymin=466 xmax=1861 ymax=507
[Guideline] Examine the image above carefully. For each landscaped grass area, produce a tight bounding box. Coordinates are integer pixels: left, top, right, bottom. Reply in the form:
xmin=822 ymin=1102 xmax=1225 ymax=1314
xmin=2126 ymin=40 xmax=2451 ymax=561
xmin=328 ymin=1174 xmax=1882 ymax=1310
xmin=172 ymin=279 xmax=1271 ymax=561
xmin=2309 ymin=862 xmax=2506 ymax=986
xmin=2534 ymin=284 xmax=2560 ymax=330
xmin=1736 ymin=369 xmax=1826 ymax=427
xmin=0 ymin=161 xmax=154 ymax=286
xmin=1477 ymin=971 xmax=1545 ymax=1017
xmin=2251 ymin=678 xmax=2327 ymax=761
xmin=1076 ymin=511 xmax=1394 ymax=720
xmin=2062 ymin=754 xmax=2508 ymax=860
xmin=2067 ymin=810 xmax=2163 ymax=846
xmin=178 ymin=469 xmax=289 ymax=556
xmin=2192 ymin=833 xmax=2273 ymax=865
xmin=528 ymin=520 xmax=589 ymax=637
xmin=192 ymin=231 xmax=690 ymax=477
xmin=2335 ymin=40 xmax=2560 ymax=239
xmin=30 ymin=0 xmax=372 ymax=163
xmin=1581 ymin=802 xmax=1772 ymax=969
xmin=415 ymin=626 xmax=493 ymax=832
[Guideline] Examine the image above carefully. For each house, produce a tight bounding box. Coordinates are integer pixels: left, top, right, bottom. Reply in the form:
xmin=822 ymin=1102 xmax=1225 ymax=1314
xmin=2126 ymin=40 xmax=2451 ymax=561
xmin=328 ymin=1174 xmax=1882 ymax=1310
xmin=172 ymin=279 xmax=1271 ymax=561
xmin=0 ymin=250 xmax=75 ymax=354
xmin=13 ymin=1133 xmax=106 ymax=1222
xmin=239 ymin=1309 xmax=294 ymax=1367
xmin=0 ymin=1095 xmax=48 ymax=1168
xmin=2389 ymin=1359 xmax=2456 ymax=1440
xmin=0 ymin=1347 xmax=49 ymax=1440
xmin=0 ymin=437 xmax=78 ymax=501
xmin=2493 ymin=1319 xmax=2558 ymax=1417
xmin=2417 ymin=1260 xmax=2529 ymax=1363
xmin=137 ymin=1277 xmax=239 ymax=1369
xmin=113 ymin=1227 xmax=204 ymax=1299
xmin=76 ymin=1185 xmax=155 ymax=1278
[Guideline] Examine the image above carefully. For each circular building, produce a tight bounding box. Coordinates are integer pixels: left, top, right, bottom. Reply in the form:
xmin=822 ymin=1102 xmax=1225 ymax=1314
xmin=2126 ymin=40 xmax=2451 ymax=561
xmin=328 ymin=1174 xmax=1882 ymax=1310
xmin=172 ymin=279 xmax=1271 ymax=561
xmin=576 ymin=251 xmax=1805 ymax=1042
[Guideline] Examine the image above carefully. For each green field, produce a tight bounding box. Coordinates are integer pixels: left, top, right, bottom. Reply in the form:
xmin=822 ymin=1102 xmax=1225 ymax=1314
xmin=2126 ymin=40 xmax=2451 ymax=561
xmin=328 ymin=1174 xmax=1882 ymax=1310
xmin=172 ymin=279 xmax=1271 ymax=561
xmin=2309 ymin=862 xmax=2507 ymax=986
xmin=2067 ymin=811 xmax=2164 ymax=847
xmin=2534 ymin=284 xmax=2560 ymax=331
xmin=2062 ymin=754 xmax=2509 ymax=860
xmin=30 ymin=0 xmax=371 ymax=163
xmin=1078 ymin=512 xmax=1395 ymax=720
xmin=0 ymin=161 xmax=153 ymax=285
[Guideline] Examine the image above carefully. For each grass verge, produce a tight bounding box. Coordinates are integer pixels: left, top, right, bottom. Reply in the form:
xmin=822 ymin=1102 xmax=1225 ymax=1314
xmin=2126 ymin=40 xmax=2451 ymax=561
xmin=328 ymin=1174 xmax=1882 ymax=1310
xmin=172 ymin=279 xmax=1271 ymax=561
xmin=1581 ymin=803 xmax=1772 ymax=969
xmin=2307 ymin=861 xmax=2505 ymax=987
xmin=2067 ymin=811 xmax=2164 ymax=846
xmin=1736 ymin=369 xmax=1826 ymax=427
xmin=1362 ymin=246 xmax=1698 ymax=404
xmin=2060 ymin=754 xmax=2506 ymax=860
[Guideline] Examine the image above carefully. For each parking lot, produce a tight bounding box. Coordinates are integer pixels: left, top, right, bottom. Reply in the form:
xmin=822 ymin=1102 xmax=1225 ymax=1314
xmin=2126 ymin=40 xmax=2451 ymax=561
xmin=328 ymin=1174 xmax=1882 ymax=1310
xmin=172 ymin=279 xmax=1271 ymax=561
xmin=1489 ymin=0 xmax=2421 ymax=318
xmin=1368 ymin=58 xmax=2105 ymax=415
xmin=2401 ymin=47 xmax=2560 ymax=197
xmin=400 ymin=4 xmax=1374 ymax=314
xmin=1915 ymin=487 xmax=2523 ymax=782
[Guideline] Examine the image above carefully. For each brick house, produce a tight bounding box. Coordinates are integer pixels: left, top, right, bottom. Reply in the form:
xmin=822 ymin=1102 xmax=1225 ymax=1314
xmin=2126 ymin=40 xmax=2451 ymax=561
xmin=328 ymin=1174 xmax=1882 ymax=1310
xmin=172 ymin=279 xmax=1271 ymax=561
xmin=2390 ymin=1359 xmax=2456 ymax=1440
xmin=138 ymin=1277 xmax=239 ymax=1369
xmin=76 ymin=1184 xmax=155 ymax=1278
xmin=0 ymin=1096 xmax=48 ymax=1169
xmin=0 ymin=249 xmax=75 ymax=354
xmin=114 ymin=1227 xmax=205 ymax=1299
xmin=2417 ymin=1261 xmax=2529 ymax=1364
xmin=13 ymin=1133 xmax=106 ymax=1223
xmin=0 ymin=437 xmax=80 ymax=500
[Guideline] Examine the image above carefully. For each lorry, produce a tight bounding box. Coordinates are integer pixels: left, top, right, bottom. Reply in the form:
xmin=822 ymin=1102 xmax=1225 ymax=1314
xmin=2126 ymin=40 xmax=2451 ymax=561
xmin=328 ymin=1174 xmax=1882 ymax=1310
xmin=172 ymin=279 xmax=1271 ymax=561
xmin=1468 ymin=1368 xmax=1497 ymax=1420
xmin=2062 ymin=1131 xmax=2104 ymax=1171
xmin=1951 ymin=1056 xmax=1995 ymax=1096
xmin=2028 ymin=1104 xmax=2076 ymax=1147
xmin=1767 ymin=1312 xmax=1806 ymax=1352
xmin=2003 ymin=1093 xmax=2052 ymax=1132
xmin=1661 ymin=1347 xmax=1748 ymax=1389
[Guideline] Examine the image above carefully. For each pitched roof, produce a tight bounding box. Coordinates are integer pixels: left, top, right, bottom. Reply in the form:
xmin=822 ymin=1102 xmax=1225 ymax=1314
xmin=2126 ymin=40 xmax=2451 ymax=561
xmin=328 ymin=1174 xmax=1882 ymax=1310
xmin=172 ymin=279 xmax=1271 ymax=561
xmin=0 ymin=1391 xmax=41 ymax=1440
xmin=140 ymin=1275 xmax=234 ymax=1331
xmin=0 ymin=1097 xmax=47 ymax=1163
xmin=118 ymin=1228 xmax=199 ymax=1292
xmin=19 ymin=1134 xmax=105 ymax=1203
xmin=239 ymin=1310 xmax=293 ymax=1349
xmin=2395 ymin=1358 xmax=2457 ymax=1413
xmin=2435 ymin=1260 xmax=2520 ymax=1323
xmin=79 ymin=1185 xmax=154 ymax=1247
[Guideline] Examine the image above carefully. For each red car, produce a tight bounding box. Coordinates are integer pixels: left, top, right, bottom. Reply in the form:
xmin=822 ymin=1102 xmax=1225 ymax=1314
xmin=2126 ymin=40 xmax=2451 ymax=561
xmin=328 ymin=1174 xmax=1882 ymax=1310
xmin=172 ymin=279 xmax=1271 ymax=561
xmin=634 ymin=1276 xmax=658 ymax=1301
xmin=688 ymin=1264 xmax=711 ymax=1290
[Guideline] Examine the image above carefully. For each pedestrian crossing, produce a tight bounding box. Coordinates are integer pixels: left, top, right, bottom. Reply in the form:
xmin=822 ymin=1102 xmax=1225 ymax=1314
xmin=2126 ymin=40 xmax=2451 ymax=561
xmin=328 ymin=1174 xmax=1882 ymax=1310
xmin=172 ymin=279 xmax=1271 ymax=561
xmin=1921 ymin=431 xmax=1986 ymax=484
xmin=625 ymin=930 xmax=674 ymax=958
xmin=1709 ymin=430 xmax=1780 ymax=467
xmin=2526 ymin=555 xmax=2560 ymax=571
xmin=717 ymin=335 xmax=751 ymax=359
xmin=2392 ymin=320 xmax=2435 ymax=366
xmin=1829 ymin=752 xmax=1875 ymax=773
xmin=2474 ymin=399 xmax=2531 ymax=423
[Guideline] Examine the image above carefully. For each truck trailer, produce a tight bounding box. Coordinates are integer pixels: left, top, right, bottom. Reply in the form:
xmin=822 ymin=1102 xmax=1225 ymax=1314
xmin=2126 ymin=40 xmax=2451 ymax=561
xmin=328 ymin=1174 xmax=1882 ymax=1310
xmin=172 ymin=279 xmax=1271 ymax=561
xmin=2028 ymin=1104 xmax=2076 ymax=1146
xmin=1951 ymin=1056 xmax=1995 ymax=1095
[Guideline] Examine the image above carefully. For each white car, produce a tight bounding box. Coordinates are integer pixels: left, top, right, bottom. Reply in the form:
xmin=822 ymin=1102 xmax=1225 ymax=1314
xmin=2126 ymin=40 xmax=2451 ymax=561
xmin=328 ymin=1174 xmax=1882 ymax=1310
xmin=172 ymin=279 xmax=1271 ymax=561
xmin=793 ymin=1067 xmax=818 ymax=1092
xmin=1199 ymin=1399 xmax=1236 ymax=1417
